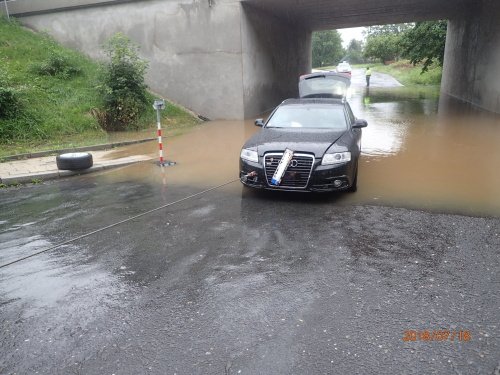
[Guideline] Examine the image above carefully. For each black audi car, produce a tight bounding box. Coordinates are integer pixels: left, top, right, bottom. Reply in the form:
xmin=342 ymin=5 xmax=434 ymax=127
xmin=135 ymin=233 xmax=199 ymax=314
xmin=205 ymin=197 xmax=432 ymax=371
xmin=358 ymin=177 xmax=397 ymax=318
xmin=239 ymin=72 xmax=367 ymax=192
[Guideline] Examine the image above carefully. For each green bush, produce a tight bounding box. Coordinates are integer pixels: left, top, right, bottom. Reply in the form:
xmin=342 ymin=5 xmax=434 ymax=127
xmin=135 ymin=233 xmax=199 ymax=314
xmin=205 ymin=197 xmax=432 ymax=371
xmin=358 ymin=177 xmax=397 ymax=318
xmin=0 ymin=86 xmax=20 ymax=119
xmin=0 ymin=73 xmax=42 ymax=140
xmin=0 ymin=70 xmax=20 ymax=119
xmin=97 ymin=33 xmax=149 ymax=131
xmin=30 ymin=51 xmax=82 ymax=78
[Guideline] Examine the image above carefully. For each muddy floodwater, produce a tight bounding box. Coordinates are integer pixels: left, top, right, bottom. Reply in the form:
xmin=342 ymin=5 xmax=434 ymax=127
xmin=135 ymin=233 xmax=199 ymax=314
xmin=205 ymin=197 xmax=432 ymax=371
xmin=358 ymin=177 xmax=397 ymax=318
xmin=105 ymin=85 xmax=500 ymax=217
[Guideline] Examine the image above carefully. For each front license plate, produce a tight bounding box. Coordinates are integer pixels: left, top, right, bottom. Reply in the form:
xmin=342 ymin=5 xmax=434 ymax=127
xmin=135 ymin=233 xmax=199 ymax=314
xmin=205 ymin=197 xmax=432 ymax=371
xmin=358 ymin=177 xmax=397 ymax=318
xmin=271 ymin=149 xmax=294 ymax=185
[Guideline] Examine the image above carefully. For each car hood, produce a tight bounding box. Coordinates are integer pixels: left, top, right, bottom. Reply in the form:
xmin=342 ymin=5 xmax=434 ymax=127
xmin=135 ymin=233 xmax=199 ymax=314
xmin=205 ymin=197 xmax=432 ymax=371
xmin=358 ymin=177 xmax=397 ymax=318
xmin=243 ymin=128 xmax=346 ymax=158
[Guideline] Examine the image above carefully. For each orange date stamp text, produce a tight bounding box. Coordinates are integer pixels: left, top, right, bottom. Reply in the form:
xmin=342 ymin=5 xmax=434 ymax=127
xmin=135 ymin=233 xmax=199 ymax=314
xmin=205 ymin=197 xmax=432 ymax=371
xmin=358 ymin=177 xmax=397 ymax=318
xmin=403 ymin=330 xmax=471 ymax=342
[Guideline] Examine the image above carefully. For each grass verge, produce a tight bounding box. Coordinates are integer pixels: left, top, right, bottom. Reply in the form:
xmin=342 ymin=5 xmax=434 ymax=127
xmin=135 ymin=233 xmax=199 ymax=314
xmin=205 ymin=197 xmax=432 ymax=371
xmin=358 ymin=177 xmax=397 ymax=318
xmin=366 ymin=61 xmax=442 ymax=86
xmin=0 ymin=17 xmax=201 ymax=158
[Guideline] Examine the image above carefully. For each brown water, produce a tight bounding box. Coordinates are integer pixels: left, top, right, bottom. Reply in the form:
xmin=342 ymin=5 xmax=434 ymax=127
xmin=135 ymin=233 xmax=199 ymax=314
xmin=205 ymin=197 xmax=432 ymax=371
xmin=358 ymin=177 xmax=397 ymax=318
xmin=104 ymin=86 xmax=500 ymax=217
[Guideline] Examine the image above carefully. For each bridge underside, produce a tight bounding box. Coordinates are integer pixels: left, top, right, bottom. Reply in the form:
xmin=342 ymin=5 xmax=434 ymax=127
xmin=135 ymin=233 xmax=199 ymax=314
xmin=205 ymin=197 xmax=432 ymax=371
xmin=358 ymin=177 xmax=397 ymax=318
xmin=6 ymin=0 xmax=500 ymax=118
xmin=243 ymin=0 xmax=469 ymax=29
xmin=243 ymin=0 xmax=500 ymax=114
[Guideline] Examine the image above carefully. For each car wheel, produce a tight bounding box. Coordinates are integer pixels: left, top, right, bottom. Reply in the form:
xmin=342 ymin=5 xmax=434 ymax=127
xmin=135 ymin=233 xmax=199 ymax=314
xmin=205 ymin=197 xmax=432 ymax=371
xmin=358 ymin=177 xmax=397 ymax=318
xmin=56 ymin=152 xmax=93 ymax=171
xmin=347 ymin=164 xmax=358 ymax=193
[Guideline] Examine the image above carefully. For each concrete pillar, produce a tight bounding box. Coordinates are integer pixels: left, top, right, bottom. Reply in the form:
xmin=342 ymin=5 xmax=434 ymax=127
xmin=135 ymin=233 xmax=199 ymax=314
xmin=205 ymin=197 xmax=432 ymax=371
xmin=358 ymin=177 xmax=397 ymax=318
xmin=441 ymin=0 xmax=500 ymax=114
xmin=240 ymin=4 xmax=311 ymax=118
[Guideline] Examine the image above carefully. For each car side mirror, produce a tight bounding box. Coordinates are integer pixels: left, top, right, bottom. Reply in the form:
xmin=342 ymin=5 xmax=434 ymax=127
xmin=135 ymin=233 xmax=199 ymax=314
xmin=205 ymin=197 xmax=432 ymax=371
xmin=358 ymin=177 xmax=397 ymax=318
xmin=255 ymin=118 xmax=265 ymax=127
xmin=352 ymin=119 xmax=368 ymax=128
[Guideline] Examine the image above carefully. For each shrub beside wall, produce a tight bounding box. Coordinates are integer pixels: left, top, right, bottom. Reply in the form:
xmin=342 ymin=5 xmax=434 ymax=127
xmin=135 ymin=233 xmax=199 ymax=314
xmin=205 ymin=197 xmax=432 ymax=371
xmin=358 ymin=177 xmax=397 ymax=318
xmin=96 ymin=33 xmax=149 ymax=131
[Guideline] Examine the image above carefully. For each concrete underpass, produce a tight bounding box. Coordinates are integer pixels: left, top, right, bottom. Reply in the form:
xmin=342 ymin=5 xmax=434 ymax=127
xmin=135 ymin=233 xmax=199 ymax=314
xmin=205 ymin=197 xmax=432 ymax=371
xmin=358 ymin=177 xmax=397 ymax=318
xmin=4 ymin=0 xmax=500 ymax=119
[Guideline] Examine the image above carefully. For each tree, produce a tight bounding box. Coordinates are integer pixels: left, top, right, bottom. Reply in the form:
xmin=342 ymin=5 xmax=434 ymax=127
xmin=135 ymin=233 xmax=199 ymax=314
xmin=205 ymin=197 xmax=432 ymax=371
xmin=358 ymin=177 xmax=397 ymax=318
xmin=365 ymin=24 xmax=412 ymax=37
xmin=344 ymin=39 xmax=364 ymax=64
xmin=401 ymin=20 xmax=447 ymax=72
xmin=362 ymin=23 xmax=413 ymax=63
xmin=98 ymin=33 xmax=149 ymax=130
xmin=364 ymin=33 xmax=403 ymax=63
xmin=312 ymin=30 xmax=344 ymax=68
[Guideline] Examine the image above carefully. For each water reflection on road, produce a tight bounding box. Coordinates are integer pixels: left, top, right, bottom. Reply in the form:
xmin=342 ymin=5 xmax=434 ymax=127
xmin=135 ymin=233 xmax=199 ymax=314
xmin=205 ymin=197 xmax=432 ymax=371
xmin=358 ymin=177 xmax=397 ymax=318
xmin=350 ymin=86 xmax=500 ymax=216
xmin=105 ymin=85 xmax=500 ymax=217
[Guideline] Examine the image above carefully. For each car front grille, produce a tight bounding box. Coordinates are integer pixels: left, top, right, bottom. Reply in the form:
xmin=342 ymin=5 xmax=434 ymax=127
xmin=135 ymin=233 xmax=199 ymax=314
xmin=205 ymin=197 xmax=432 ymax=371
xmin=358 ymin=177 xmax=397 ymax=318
xmin=264 ymin=152 xmax=314 ymax=189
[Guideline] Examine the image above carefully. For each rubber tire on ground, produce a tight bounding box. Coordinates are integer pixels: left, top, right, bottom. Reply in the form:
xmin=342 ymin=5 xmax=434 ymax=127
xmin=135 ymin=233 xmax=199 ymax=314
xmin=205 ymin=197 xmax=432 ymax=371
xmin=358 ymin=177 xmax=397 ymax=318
xmin=347 ymin=164 xmax=358 ymax=193
xmin=56 ymin=152 xmax=93 ymax=171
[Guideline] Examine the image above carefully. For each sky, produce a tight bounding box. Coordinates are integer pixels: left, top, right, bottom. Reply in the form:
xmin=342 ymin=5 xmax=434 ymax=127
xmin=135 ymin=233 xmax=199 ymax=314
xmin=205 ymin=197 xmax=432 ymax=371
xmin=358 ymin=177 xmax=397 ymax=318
xmin=337 ymin=27 xmax=366 ymax=48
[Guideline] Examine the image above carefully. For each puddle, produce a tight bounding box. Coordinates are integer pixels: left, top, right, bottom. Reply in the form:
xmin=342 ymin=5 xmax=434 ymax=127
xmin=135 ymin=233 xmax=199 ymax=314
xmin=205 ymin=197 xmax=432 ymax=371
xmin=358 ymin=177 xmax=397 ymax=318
xmin=345 ymin=87 xmax=500 ymax=216
xmin=101 ymin=85 xmax=500 ymax=217
xmin=102 ymin=119 xmax=258 ymax=187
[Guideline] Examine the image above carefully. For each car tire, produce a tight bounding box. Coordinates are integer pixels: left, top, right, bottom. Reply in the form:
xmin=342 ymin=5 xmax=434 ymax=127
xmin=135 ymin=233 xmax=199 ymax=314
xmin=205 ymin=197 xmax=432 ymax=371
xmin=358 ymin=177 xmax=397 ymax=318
xmin=347 ymin=165 xmax=358 ymax=193
xmin=56 ymin=152 xmax=93 ymax=171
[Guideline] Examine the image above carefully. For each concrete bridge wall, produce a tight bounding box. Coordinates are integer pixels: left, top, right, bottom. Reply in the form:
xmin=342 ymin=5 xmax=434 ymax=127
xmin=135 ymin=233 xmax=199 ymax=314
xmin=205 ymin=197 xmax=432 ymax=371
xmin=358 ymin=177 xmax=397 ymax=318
xmin=5 ymin=0 xmax=310 ymax=119
xmin=441 ymin=0 xmax=500 ymax=114
xmin=9 ymin=0 xmax=250 ymax=119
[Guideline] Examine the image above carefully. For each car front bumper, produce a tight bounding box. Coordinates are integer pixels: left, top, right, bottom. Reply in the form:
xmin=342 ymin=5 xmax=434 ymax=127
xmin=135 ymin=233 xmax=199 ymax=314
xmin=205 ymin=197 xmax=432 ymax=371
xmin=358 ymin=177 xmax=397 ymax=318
xmin=239 ymin=158 xmax=356 ymax=192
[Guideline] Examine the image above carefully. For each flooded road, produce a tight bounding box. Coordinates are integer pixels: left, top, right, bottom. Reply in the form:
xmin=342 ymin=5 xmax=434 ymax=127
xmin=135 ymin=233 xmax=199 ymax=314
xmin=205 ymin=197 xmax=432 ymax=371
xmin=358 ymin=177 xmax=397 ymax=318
xmin=351 ymin=86 xmax=500 ymax=216
xmin=106 ymin=83 xmax=500 ymax=217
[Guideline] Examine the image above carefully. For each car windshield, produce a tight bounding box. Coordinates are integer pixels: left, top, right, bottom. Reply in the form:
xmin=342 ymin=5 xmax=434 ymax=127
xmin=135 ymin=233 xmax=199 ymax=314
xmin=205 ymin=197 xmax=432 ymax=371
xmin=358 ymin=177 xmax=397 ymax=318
xmin=266 ymin=105 xmax=347 ymax=130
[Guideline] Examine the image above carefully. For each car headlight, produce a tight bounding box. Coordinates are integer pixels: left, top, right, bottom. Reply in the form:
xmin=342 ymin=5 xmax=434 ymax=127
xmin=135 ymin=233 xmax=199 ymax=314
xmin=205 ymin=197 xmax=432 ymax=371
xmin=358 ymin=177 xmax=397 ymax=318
xmin=240 ymin=148 xmax=258 ymax=163
xmin=322 ymin=152 xmax=351 ymax=165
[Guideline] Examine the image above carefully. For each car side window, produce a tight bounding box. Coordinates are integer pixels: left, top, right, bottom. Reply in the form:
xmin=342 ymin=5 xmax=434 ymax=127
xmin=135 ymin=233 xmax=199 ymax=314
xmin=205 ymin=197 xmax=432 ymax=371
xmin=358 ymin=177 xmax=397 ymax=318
xmin=345 ymin=103 xmax=355 ymax=125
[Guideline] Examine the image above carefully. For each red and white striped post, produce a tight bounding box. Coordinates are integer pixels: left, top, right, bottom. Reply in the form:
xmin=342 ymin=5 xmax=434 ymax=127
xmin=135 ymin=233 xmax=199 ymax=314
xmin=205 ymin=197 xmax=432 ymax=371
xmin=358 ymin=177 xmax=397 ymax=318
xmin=153 ymin=99 xmax=166 ymax=166
xmin=157 ymin=121 xmax=163 ymax=165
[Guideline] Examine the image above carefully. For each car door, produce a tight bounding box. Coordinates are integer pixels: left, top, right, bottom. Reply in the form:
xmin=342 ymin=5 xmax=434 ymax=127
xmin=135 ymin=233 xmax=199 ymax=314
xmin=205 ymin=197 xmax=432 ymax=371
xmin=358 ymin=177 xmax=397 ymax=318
xmin=345 ymin=103 xmax=362 ymax=157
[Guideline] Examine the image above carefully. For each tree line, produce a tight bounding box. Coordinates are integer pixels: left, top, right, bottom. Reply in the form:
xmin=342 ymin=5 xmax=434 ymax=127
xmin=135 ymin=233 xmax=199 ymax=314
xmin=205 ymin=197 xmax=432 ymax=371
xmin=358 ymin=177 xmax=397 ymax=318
xmin=312 ymin=21 xmax=448 ymax=73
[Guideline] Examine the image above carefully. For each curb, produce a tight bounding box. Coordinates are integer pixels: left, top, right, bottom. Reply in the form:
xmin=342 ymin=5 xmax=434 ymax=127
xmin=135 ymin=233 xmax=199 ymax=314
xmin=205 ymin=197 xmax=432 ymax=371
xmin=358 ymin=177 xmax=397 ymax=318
xmin=0 ymin=157 xmax=153 ymax=186
xmin=0 ymin=138 xmax=155 ymax=162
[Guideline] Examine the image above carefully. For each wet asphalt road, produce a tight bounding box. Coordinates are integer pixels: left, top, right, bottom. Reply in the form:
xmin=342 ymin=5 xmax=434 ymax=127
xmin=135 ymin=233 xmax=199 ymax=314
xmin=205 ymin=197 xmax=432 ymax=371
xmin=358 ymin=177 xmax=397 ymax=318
xmin=0 ymin=174 xmax=499 ymax=374
xmin=350 ymin=68 xmax=403 ymax=88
